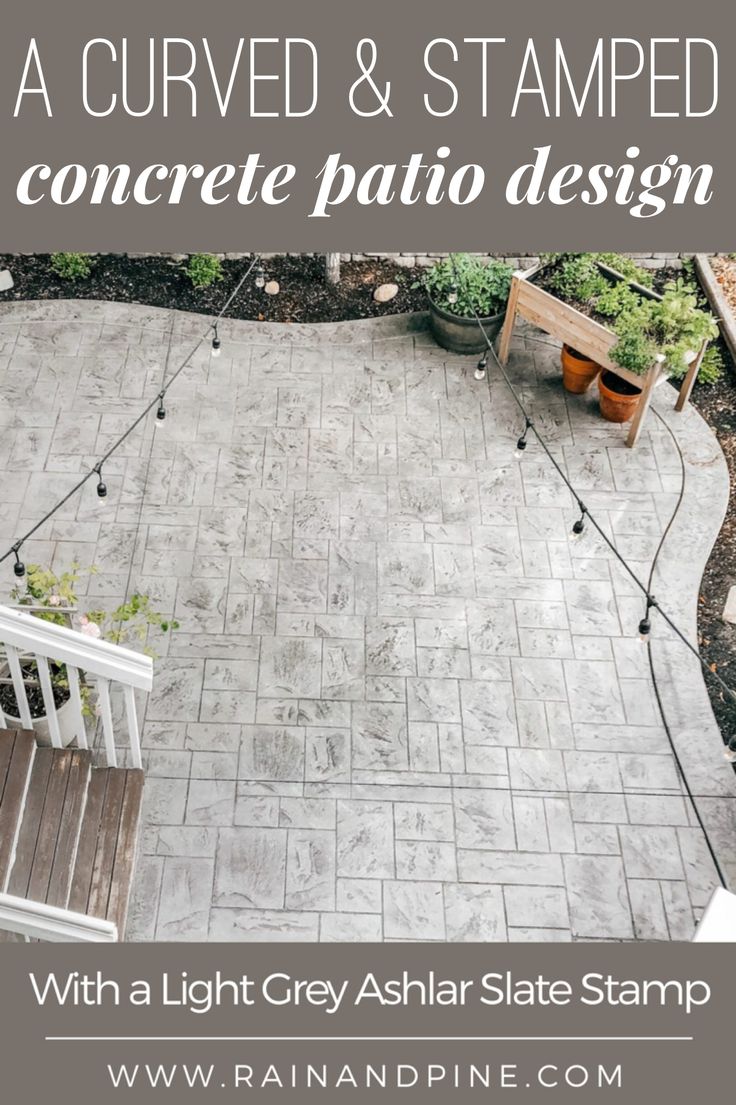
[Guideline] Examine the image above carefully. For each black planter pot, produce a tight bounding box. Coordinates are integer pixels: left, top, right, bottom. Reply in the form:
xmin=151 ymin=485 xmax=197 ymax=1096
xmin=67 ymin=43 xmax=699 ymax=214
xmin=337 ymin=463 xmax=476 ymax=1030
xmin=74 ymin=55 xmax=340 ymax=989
xmin=428 ymin=296 xmax=505 ymax=355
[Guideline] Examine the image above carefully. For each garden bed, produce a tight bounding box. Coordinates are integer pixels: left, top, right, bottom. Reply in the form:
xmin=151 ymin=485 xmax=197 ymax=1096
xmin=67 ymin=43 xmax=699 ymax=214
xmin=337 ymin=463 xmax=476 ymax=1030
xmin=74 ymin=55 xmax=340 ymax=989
xmin=689 ymin=255 xmax=736 ymax=740
xmin=0 ymin=253 xmax=427 ymax=323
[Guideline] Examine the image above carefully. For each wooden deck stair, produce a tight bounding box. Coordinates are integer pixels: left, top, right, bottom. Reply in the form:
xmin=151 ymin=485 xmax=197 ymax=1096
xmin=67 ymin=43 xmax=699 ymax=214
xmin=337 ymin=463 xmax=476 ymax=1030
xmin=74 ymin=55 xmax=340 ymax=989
xmin=0 ymin=727 xmax=143 ymax=939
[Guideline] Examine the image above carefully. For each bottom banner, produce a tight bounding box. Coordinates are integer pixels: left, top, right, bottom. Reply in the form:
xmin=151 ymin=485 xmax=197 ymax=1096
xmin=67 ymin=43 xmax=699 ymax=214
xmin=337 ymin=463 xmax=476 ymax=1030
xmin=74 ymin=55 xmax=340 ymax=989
xmin=0 ymin=943 xmax=731 ymax=1102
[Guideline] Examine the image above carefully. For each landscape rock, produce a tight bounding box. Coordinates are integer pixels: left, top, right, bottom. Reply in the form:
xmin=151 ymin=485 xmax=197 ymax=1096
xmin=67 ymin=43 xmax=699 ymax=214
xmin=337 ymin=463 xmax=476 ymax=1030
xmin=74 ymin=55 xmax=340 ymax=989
xmin=264 ymin=280 xmax=280 ymax=296
xmin=373 ymin=282 xmax=399 ymax=304
xmin=0 ymin=270 xmax=14 ymax=292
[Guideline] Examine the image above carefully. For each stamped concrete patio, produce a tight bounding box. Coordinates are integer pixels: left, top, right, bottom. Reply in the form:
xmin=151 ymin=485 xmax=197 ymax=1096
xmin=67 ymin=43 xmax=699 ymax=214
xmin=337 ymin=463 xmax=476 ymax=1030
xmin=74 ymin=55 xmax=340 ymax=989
xmin=1 ymin=298 xmax=735 ymax=942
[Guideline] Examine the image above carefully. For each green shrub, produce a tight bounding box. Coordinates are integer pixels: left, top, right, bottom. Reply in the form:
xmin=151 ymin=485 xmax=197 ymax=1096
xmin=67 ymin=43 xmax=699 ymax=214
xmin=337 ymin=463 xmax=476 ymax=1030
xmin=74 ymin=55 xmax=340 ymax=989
xmin=697 ymin=343 xmax=724 ymax=386
xmin=184 ymin=253 xmax=223 ymax=289
xmin=50 ymin=252 xmax=93 ymax=280
xmin=422 ymin=254 xmax=513 ymax=319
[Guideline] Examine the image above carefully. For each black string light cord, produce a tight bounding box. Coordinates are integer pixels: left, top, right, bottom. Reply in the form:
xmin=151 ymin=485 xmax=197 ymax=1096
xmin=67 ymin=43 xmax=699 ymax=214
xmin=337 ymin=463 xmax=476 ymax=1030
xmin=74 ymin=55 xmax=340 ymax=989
xmin=0 ymin=254 xmax=263 ymax=576
xmin=449 ymin=257 xmax=733 ymax=889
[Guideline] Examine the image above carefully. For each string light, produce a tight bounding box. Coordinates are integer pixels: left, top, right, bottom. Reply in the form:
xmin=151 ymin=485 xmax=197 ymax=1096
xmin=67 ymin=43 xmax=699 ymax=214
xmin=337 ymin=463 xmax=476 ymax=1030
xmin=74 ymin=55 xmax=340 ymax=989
xmin=255 ymin=265 xmax=266 ymax=289
xmin=474 ymin=353 xmax=488 ymax=381
xmin=638 ymin=596 xmax=657 ymax=642
xmin=571 ymin=507 xmax=587 ymax=540
xmin=444 ymin=254 xmax=736 ymax=763
xmin=211 ymin=324 xmax=222 ymax=359
xmin=515 ymin=417 xmax=533 ymax=458
xmin=0 ymin=255 xmax=263 ymax=581
xmin=95 ymin=464 xmax=107 ymax=499
xmin=12 ymin=546 xmax=25 ymax=579
xmin=447 ymin=283 xmax=459 ymax=306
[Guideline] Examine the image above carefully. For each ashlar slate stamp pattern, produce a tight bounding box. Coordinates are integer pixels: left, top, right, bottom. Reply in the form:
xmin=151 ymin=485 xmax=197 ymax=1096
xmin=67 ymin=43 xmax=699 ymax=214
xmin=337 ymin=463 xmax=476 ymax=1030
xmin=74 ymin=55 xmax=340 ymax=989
xmin=0 ymin=302 xmax=727 ymax=943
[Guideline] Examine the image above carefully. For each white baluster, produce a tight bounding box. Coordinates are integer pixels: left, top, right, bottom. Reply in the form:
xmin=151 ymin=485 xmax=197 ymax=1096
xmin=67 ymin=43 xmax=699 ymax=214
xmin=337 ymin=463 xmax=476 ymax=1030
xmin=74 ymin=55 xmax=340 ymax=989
xmin=36 ymin=655 xmax=62 ymax=748
xmin=123 ymin=684 xmax=142 ymax=769
xmin=66 ymin=665 xmax=88 ymax=749
xmin=5 ymin=645 xmax=33 ymax=730
xmin=96 ymin=677 xmax=117 ymax=767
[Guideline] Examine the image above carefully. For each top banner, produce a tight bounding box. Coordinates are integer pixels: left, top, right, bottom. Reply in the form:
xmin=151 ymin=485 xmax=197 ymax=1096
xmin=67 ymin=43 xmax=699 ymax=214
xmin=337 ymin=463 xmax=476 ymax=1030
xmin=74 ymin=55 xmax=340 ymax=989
xmin=1 ymin=0 xmax=734 ymax=251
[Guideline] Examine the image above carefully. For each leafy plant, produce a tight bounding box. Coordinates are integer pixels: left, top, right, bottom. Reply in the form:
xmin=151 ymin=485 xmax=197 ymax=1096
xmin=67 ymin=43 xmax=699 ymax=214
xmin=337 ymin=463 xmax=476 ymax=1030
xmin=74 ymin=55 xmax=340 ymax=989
xmin=610 ymin=282 xmax=718 ymax=378
xmin=422 ymin=254 xmax=513 ymax=319
xmin=609 ymin=309 xmax=658 ymax=376
xmin=593 ymin=281 xmax=641 ymax=321
xmin=697 ymin=343 xmax=724 ymax=386
xmin=184 ymin=253 xmax=224 ymax=288
xmin=8 ymin=564 xmax=178 ymax=716
xmin=543 ymin=254 xmax=718 ymax=380
xmin=545 ymin=253 xmax=608 ymax=303
xmin=50 ymin=252 xmax=93 ymax=280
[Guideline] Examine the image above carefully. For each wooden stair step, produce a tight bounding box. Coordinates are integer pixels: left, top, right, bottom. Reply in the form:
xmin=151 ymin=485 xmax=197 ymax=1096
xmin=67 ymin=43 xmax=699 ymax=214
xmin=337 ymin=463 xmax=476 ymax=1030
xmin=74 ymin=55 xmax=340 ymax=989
xmin=8 ymin=747 xmax=92 ymax=910
xmin=0 ymin=729 xmax=37 ymax=890
xmin=69 ymin=769 xmax=144 ymax=939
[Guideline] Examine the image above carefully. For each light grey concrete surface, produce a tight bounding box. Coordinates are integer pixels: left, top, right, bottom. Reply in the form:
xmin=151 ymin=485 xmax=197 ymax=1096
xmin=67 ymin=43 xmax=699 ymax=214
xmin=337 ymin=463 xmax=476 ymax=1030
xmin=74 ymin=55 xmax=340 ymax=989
xmin=1 ymin=299 xmax=734 ymax=942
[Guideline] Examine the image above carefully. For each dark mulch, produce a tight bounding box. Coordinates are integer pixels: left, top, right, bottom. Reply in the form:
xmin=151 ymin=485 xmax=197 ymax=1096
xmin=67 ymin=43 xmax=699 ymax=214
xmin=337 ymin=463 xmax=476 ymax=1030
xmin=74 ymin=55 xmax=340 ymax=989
xmin=0 ymin=253 xmax=428 ymax=323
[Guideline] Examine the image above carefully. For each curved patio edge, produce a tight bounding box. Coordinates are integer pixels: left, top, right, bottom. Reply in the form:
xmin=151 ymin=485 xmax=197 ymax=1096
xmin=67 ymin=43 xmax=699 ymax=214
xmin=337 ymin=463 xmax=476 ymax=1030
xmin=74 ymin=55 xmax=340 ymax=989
xmin=0 ymin=298 xmax=431 ymax=346
xmin=648 ymin=385 xmax=736 ymax=888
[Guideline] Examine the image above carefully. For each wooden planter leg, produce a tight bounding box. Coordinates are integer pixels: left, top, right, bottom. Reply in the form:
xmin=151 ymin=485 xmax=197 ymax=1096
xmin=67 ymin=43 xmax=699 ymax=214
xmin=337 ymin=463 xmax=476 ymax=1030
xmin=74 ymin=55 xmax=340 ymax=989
xmin=497 ymin=276 xmax=522 ymax=365
xmin=675 ymin=341 xmax=706 ymax=412
xmin=626 ymin=362 xmax=661 ymax=448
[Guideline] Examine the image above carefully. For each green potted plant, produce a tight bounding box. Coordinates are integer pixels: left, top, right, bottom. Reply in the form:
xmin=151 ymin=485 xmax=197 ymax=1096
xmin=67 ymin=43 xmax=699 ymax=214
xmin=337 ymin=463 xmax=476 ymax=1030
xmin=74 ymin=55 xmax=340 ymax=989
xmin=422 ymin=253 xmax=514 ymax=354
xmin=0 ymin=564 xmax=177 ymax=746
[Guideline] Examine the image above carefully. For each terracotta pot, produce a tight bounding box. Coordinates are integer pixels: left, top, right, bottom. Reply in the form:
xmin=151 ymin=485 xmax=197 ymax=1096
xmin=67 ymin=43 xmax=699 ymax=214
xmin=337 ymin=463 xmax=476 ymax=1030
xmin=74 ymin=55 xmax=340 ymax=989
xmin=598 ymin=371 xmax=642 ymax=423
xmin=428 ymin=296 xmax=505 ymax=355
xmin=560 ymin=344 xmax=600 ymax=394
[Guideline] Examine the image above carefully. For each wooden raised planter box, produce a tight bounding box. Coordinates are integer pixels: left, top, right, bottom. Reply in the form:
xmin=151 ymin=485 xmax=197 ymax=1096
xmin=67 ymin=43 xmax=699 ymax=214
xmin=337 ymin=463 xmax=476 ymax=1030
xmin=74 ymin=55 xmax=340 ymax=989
xmin=498 ymin=262 xmax=707 ymax=448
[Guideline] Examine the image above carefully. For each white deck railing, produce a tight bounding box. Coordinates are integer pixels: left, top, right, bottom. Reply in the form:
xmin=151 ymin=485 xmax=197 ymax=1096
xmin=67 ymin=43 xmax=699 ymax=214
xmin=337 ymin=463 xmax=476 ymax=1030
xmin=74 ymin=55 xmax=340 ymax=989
xmin=0 ymin=891 xmax=118 ymax=942
xmin=0 ymin=604 xmax=153 ymax=768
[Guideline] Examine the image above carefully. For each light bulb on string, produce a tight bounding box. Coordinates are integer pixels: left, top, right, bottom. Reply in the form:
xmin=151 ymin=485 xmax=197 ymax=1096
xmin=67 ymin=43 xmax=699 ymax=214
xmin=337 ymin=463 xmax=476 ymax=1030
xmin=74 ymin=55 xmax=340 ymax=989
xmin=255 ymin=265 xmax=266 ymax=289
xmin=95 ymin=465 xmax=107 ymax=499
xmin=724 ymin=736 xmax=736 ymax=763
xmin=155 ymin=393 xmax=166 ymax=423
xmin=570 ymin=504 xmax=587 ymax=541
xmin=211 ymin=325 xmax=221 ymax=359
xmin=514 ymin=418 xmax=533 ymax=460
xmin=447 ymin=284 xmax=459 ymax=306
xmin=12 ymin=546 xmax=25 ymax=579
xmin=638 ymin=596 xmax=656 ymax=643
xmin=474 ymin=353 xmax=488 ymax=381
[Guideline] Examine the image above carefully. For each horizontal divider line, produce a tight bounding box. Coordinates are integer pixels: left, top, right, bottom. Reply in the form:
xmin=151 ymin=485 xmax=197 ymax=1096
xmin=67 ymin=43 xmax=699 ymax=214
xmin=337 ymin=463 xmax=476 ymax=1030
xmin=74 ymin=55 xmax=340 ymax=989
xmin=46 ymin=1035 xmax=694 ymax=1042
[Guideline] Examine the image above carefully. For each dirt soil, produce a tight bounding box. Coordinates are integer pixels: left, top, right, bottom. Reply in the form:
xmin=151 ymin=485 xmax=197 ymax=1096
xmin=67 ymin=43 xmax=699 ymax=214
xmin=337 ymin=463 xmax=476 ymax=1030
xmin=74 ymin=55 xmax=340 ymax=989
xmin=0 ymin=254 xmax=428 ymax=323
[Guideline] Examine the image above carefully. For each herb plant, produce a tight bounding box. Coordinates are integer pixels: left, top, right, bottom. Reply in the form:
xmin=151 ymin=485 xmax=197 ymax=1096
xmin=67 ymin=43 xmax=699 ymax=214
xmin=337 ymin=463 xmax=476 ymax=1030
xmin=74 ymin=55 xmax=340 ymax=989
xmin=50 ymin=252 xmax=93 ymax=280
xmin=422 ymin=254 xmax=513 ymax=319
xmin=184 ymin=253 xmax=224 ymax=289
xmin=542 ymin=253 xmax=717 ymax=379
